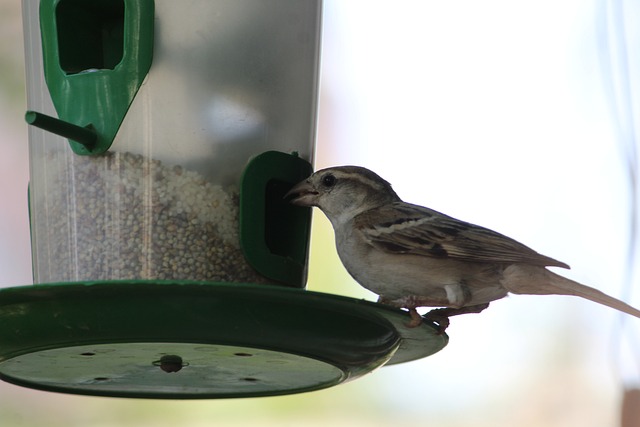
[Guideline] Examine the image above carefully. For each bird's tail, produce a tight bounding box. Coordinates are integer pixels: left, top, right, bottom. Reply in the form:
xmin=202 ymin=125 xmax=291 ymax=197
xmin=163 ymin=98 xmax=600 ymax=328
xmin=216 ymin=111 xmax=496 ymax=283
xmin=501 ymin=264 xmax=640 ymax=318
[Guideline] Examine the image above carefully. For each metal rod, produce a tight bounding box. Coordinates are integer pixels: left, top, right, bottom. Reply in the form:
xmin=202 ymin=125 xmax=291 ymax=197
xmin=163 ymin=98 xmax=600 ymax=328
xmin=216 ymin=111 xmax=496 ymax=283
xmin=25 ymin=111 xmax=97 ymax=148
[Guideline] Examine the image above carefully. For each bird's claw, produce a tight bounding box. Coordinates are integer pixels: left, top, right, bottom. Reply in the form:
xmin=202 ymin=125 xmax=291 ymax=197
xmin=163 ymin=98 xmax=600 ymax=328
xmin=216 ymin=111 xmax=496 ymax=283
xmin=404 ymin=308 xmax=450 ymax=335
xmin=424 ymin=309 xmax=451 ymax=335
xmin=404 ymin=308 xmax=424 ymax=328
xmin=424 ymin=303 xmax=491 ymax=334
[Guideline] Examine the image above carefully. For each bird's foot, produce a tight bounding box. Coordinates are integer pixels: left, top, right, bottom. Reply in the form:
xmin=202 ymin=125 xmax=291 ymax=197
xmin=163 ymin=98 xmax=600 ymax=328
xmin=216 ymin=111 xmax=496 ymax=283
xmin=423 ymin=309 xmax=451 ymax=334
xmin=424 ymin=303 xmax=491 ymax=334
xmin=378 ymin=295 xmax=451 ymax=330
xmin=405 ymin=308 xmax=423 ymax=328
xmin=378 ymin=297 xmax=425 ymax=328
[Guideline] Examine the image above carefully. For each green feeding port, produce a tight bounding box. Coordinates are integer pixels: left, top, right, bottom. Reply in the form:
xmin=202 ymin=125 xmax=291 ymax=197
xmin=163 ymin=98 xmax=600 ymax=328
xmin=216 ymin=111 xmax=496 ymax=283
xmin=264 ymin=178 xmax=309 ymax=264
xmin=31 ymin=0 xmax=153 ymax=155
xmin=240 ymin=151 xmax=313 ymax=288
xmin=56 ymin=0 xmax=125 ymax=74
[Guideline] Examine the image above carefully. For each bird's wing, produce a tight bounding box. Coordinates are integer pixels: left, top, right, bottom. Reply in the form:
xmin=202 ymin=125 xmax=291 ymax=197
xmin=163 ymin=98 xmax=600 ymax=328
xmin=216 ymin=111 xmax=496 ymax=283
xmin=354 ymin=202 xmax=569 ymax=268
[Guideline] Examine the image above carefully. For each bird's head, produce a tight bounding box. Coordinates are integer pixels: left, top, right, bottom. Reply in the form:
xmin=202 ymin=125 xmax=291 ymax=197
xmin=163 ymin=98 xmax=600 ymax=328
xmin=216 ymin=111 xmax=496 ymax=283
xmin=285 ymin=166 xmax=400 ymax=225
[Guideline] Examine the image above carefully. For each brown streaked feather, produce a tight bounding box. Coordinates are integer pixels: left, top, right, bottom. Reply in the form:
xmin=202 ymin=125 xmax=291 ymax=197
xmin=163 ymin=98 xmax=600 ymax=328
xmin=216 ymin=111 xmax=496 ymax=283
xmin=355 ymin=202 xmax=570 ymax=269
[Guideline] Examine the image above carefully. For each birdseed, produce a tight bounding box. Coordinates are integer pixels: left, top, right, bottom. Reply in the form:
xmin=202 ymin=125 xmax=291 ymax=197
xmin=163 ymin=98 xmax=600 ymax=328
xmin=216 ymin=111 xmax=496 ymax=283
xmin=32 ymin=151 xmax=269 ymax=284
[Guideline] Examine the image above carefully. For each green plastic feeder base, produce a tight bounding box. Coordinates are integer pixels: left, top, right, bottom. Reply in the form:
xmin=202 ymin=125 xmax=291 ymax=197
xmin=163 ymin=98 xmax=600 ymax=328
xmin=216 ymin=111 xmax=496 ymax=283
xmin=0 ymin=282 xmax=447 ymax=399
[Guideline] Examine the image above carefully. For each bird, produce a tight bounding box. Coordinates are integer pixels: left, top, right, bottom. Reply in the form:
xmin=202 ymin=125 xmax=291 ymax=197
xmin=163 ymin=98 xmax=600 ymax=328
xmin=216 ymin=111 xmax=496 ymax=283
xmin=285 ymin=165 xmax=640 ymax=332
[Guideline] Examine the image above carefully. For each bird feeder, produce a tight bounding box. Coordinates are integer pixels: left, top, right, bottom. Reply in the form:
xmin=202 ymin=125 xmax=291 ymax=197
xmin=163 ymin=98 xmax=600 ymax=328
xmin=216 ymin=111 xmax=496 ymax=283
xmin=0 ymin=0 xmax=447 ymax=399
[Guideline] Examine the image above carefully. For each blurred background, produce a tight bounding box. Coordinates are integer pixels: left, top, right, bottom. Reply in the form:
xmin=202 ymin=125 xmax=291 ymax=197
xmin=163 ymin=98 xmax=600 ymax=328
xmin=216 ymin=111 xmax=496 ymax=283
xmin=2 ymin=0 xmax=640 ymax=425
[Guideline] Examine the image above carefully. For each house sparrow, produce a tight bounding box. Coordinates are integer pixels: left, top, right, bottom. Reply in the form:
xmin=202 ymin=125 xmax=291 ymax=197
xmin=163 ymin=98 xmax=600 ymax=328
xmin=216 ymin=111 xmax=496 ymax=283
xmin=286 ymin=165 xmax=640 ymax=332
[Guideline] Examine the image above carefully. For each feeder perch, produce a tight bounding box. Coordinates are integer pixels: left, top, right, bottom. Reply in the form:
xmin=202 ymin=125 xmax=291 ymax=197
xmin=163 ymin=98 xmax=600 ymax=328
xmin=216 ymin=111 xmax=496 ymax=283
xmin=0 ymin=0 xmax=447 ymax=399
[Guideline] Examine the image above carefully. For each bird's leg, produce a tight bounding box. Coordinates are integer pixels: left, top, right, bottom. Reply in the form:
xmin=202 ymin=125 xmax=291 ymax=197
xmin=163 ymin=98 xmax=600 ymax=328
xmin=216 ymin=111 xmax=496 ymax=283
xmin=424 ymin=303 xmax=490 ymax=334
xmin=377 ymin=295 xmax=392 ymax=305
xmin=378 ymin=288 xmax=476 ymax=331
xmin=379 ymin=294 xmax=454 ymax=309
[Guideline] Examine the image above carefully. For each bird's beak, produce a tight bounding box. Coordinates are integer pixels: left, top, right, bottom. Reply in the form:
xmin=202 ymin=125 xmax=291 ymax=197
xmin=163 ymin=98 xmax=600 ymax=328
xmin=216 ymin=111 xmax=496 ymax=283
xmin=284 ymin=179 xmax=318 ymax=207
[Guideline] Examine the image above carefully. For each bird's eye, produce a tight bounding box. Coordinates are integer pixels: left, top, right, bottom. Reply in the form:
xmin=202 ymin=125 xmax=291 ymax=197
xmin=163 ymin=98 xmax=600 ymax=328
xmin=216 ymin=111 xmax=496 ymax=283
xmin=321 ymin=174 xmax=336 ymax=188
